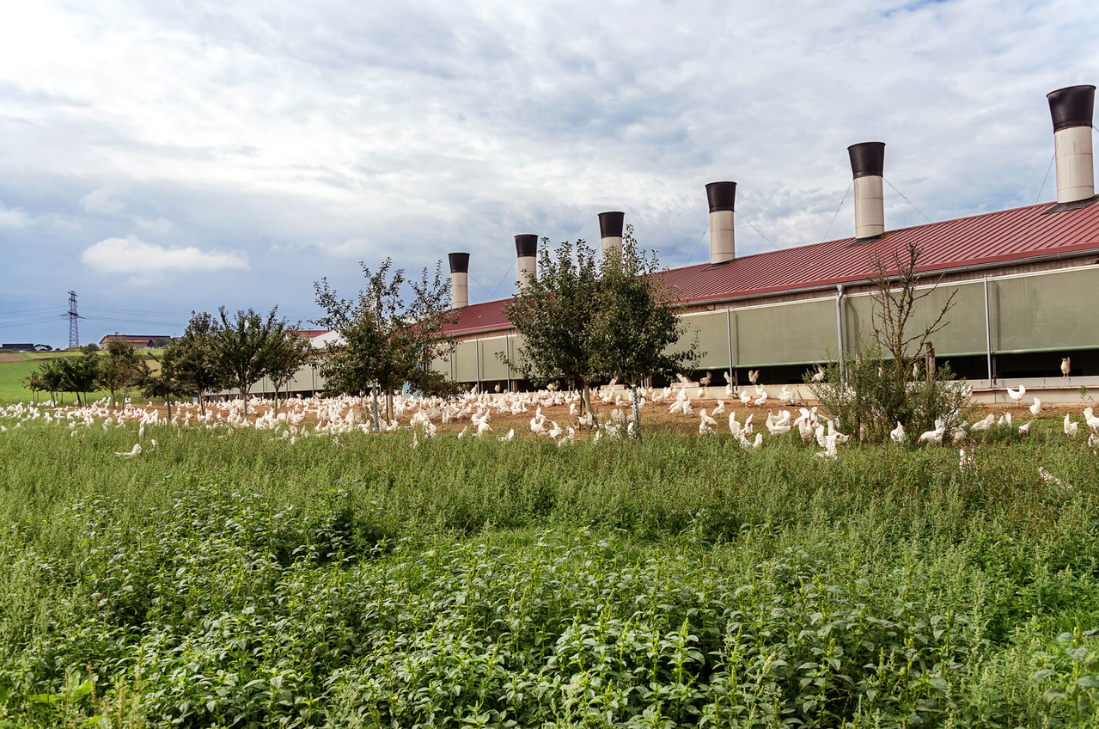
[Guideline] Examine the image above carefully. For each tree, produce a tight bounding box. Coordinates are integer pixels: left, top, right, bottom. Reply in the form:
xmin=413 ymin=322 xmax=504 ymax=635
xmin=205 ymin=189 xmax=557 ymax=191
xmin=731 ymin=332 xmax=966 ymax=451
xmin=808 ymin=241 xmax=970 ymax=442
xmin=213 ymin=307 xmax=282 ymax=417
xmin=265 ymin=327 xmax=313 ymax=413
xmin=22 ymin=370 xmax=45 ymax=403
xmin=592 ymin=226 xmax=702 ymax=436
xmin=136 ymin=353 xmax=187 ymax=420
xmin=314 ymin=258 xmax=456 ymax=424
xmin=61 ymin=345 xmax=101 ymax=407
xmin=37 ymin=359 xmax=66 ymax=404
xmin=97 ymin=340 xmax=147 ymax=409
xmin=166 ymin=312 xmax=223 ymax=416
xmin=501 ymin=238 xmax=603 ymax=415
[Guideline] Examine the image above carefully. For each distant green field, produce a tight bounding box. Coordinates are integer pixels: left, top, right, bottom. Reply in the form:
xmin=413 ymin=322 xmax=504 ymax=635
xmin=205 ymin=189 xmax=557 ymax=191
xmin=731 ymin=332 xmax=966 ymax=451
xmin=0 ymin=349 xmax=161 ymax=404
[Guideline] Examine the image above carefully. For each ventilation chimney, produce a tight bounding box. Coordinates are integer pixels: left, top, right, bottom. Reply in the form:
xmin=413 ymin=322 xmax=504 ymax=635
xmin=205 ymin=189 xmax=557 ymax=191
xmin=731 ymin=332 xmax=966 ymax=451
xmin=515 ymin=234 xmax=537 ymax=292
xmin=848 ymin=142 xmax=885 ymax=239
xmin=448 ymin=252 xmax=469 ymax=309
xmin=598 ymin=211 xmax=624 ymax=258
xmin=705 ymin=182 xmax=736 ymax=264
xmin=1047 ymin=85 xmax=1096 ymax=204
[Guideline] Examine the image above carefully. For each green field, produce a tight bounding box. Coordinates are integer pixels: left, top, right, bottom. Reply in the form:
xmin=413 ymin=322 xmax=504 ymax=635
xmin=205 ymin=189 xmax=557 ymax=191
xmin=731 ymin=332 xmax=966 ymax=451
xmin=0 ymin=414 xmax=1096 ymax=727
xmin=0 ymin=349 xmax=163 ymax=404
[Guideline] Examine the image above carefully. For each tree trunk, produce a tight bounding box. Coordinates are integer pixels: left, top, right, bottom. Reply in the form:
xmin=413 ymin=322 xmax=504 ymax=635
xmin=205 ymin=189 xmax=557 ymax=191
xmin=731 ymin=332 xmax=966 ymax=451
xmin=241 ymin=386 xmax=248 ymax=417
xmin=371 ymin=388 xmax=381 ymax=432
xmin=581 ymin=382 xmax=592 ymax=416
xmin=386 ymin=390 xmax=394 ymax=424
xmin=631 ymin=386 xmax=642 ymax=441
xmin=167 ymin=395 xmax=172 ymax=420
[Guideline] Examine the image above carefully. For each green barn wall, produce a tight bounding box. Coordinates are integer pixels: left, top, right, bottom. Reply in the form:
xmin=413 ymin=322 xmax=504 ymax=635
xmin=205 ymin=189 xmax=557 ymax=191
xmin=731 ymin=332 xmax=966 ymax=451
xmin=736 ymin=298 xmax=837 ymax=366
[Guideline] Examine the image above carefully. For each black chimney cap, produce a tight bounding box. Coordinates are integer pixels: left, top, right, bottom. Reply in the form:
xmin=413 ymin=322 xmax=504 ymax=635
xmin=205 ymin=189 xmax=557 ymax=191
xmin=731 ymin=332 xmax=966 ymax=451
xmin=1048 ymin=85 xmax=1096 ymax=132
xmin=598 ymin=211 xmax=625 ymax=239
xmin=705 ymin=182 xmax=736 ymax=213
xmin=514 ymin=234 xmax=538 ymax=258
xmin=448 ymin=252 xmax=470 ymax=274
xmin=848 ymin=142 xmax=886 ymax=179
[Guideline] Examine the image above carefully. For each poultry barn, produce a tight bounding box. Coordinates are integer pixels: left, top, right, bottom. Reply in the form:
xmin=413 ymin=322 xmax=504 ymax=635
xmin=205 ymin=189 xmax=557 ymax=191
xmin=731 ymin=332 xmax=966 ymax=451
xmin=435 ymin=85 xmax=1099 ymax=404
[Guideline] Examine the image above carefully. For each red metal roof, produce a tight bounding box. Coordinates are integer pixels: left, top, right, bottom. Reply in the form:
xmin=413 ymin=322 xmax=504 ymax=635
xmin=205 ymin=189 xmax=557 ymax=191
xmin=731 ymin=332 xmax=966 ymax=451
xmin=443 ymin=199 xmax=1099 ymax=336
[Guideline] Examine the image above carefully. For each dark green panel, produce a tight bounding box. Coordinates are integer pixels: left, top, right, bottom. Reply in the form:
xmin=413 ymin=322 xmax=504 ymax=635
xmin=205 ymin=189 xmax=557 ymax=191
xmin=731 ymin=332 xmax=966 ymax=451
xmin=736 ymin=299 xmax=837 ymax=366
xmin=843 ymin=282 xmax=988 ymax=357
xmin=480 ymin=337 xmax=509 ymax=380
xmin=431 ymin=349 xmax=452 ymax=380
xmin=454 ymin=340 xmax=478 ymax=382
xmin=992 ymin=268 xmax=1099 ymax=353
xmin=670 ymin=312 xmax=730 ymax=369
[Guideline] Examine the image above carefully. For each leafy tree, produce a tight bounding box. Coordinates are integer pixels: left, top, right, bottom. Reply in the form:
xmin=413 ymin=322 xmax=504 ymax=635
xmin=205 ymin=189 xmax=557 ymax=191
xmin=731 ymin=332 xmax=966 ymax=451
xmin=314 ymin=258 xmax=455 ymax=423
xmin=166 ymin=312 xmax=223 ymax=416
xmin=213 ymin=307 xmax=282 ymax=417
xmin=265 ymin=327 xmax=313 ymax=413
xmin=61 ymin=345 xmax=101 ymax=407
xmin=96 ymin=340 xmax=147 ymax=409
xmin=22 ymin=370 xmax=44 ymax=403
xmin=36 ymin=360 xmax=66 ymax=405
xmin=501 ymin=238 xmax=602 ymax=414
xmin=808 ymin=241 xmax=970 ymax=441
xmin=137 ymin=351 xmax=189 ymax=420
xmin=592 ymin=226 xmax=702 ymax=436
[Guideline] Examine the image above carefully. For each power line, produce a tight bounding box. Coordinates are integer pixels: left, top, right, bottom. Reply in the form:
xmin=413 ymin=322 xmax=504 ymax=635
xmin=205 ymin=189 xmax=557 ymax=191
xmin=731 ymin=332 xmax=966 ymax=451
xmin=685 ymin=224 xmax=710 ymax=265
xmin=1034 ymin=153 xmax=1056 ymax=204
xmin=819 ymin=182 xmax=851 ymax=244
xmin=735 ymin=211 xmax=782 ymax=252
xmin=883 ymin=178 xmax=932 ymax=223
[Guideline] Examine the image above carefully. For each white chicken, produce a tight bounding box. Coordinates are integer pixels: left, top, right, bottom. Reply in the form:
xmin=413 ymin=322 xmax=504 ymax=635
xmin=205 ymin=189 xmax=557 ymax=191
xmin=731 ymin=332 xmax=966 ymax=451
xmin=917 ymin=423 xmax=945 ymax=445
xmin=890 ymin=421 xmax=906 ymax=444
xmin=1006 ymin=384 xmax=1026 ymax=403
xmin=748 ymin=369 xmax=760 ymax=385
xmin=1018 ymin=421 xmax=1032 ymax=436
xmin=1029 ymin=398 xmax=1041 ymax=417
xmin=113 ymin=443 xmax=142 ymax=458
xmin=1063 ymin=413 xmax=1078 ymax=438
xmin=969 ymin=414 xmax=995 ymax=432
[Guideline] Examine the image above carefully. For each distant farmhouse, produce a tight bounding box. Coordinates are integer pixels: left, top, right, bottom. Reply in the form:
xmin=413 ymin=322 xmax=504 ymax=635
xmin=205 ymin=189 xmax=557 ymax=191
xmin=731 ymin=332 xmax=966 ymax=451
xmin=99 ymin=334 xmax=173 ymax=350
xmin=2 ymin=343 xmax=52 ymax=352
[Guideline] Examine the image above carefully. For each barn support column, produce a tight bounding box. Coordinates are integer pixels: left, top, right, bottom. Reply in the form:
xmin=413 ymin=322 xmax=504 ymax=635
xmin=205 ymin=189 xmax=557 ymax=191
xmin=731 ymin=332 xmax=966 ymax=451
xmin=835 ymin=284 xmax=845 ymax=381
xmin=983 ymin=275 xmax=995 ymax=397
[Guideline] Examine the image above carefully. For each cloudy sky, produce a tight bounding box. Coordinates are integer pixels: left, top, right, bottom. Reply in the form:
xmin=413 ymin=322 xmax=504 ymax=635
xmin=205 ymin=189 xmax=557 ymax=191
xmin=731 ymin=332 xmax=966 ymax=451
xmin=1 ymin=0 xmax=1096 ymax=347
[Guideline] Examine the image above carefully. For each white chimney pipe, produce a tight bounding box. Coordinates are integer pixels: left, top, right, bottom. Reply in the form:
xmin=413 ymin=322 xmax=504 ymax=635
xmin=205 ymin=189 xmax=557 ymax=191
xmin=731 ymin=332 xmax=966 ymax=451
xmin=448 ymin=252 xmax=469 ymax=309
xmin=848 ymin=142 xmax=885 ymax=239
xmin=1048 ymin=85 xmax=1096 ymax=204
xmin=515 ymin=234 xmax=537 ymax=292
xmin=705 ymin=182 xmax=735 ymax=264
xmin=598 ymin=211 xmax=624 ymax=259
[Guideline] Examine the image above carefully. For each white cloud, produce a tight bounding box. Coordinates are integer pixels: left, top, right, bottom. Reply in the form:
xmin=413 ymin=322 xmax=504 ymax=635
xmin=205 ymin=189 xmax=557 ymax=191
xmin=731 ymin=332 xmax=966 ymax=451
xmin=81 ymin=235 xmax=249 ymax=274
xmin=79 ymin=187 xmax=125 ymax=214
xmin=0 ymin=203 xmax=32 ymax=228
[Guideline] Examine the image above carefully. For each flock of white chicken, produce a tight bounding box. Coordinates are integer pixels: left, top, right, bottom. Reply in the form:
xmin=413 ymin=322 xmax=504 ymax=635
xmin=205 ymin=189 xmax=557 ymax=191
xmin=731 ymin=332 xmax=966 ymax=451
xmin=1 ymin=377 xmax=1096 ymax=477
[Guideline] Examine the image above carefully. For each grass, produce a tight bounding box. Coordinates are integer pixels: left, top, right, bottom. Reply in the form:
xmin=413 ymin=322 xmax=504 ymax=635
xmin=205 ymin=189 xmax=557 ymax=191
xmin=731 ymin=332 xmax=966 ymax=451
xmin=0 ymin=412 xmax=1096 ymax=726
xmin=0 ymin=350 xmax=162 ymax=404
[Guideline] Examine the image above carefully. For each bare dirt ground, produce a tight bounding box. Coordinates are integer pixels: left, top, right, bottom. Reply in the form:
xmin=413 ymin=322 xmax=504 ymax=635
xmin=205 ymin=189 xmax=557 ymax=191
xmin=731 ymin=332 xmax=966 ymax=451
xmin=0 ymin=353 xmax=22 ymax=363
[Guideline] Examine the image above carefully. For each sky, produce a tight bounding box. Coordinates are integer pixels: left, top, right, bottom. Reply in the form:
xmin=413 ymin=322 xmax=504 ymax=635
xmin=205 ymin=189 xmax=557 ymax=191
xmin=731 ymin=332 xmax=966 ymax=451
xmin=1 ymin=0 xmax=1097 ymax=348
